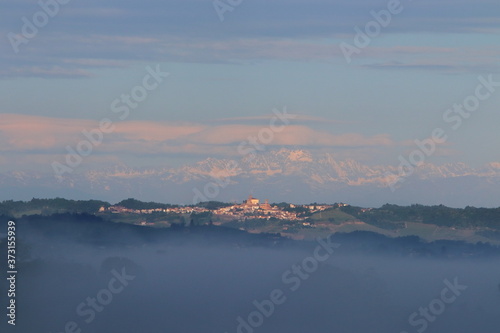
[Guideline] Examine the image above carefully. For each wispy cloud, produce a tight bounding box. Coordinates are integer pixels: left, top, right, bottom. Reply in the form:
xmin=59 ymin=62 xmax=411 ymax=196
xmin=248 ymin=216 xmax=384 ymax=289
xmin=0 ymin=66 xmax=94 ymax=78
xmin=355 ymin=46 xmax=500 ymax=73
xmin=3 ymin=36 xmax=499 ymax=77
xmin=211 ymin=114 xmax=349 ymax=125
xmin=0 ymin=114 xmax=396 ymax=157
xmin=2 ymin=0 xmax=499 ymax=77
xmin=362 ymin=61 xmax=500 ymax=74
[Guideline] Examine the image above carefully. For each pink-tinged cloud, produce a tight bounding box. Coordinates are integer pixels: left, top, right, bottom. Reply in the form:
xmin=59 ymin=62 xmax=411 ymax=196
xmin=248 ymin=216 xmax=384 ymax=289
xmin=0 ymin=114 xmax=395 ymax=157
xmin=113 ymin=121 xmax=205 ymax=142
xmin=213 ymin=114 xmax=350 ymax=125
xmin=0 ymin=114 xmax=96 ymax=151
xmin=269 ymin=126 xmax=394 ymax=147
xmin=182 ymin=124 xmax=393 ymax=148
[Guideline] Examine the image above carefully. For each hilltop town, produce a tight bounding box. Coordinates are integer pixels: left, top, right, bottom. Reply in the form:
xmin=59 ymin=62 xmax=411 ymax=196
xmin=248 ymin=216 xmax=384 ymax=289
xmin=99 ymin=195 xmax=344 ymax=225
xmin=2 ymin=197 xmax=499 ymax=243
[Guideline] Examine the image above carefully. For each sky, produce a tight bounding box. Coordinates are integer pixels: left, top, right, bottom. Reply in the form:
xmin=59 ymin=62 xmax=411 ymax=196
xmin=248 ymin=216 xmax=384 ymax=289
xmin=0 ymin=0 xmax=499 ymax=188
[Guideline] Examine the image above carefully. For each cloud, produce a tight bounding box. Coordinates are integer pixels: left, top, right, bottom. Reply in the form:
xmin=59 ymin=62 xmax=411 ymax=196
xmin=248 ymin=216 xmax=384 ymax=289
xmin=354 ymin=46 xmax=500 ymax=73
xmin=362 ymin=61 xmax=500 ymax=74
xmin=213 ymin=114 xmax=350 ymax=125
xmin=3 ymin=37 xmax=499 ymax=78
xmin=1 ymin=0 xmax=499 ymax=77
xmin=0 ymin=114 xmax=96 ymax=151
xmin=113 ymin=121 xmax=205 ymax=142
xmin=110 ymin=122 xmax=394 ymax=150
xmin=0 ymin=114 xmax=395 ymax=158
xmin=61 ymin=58 xmax=134 ymax=68
xmin=0 ymin=66 xmax=93 ymax=78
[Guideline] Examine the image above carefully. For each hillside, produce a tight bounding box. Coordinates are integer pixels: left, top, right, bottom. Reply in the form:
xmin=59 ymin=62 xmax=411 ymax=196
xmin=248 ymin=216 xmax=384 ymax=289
xmin=1 ymin=198 xmax=500 ymax=244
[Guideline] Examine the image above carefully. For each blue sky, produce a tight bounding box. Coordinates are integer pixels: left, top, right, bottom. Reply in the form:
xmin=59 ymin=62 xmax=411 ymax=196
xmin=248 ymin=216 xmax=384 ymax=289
xmin=1 ymin=0 xmax=499 ymax=173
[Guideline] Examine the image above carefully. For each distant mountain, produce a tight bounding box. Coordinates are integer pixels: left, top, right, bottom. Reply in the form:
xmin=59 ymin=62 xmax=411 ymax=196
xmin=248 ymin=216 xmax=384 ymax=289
xmin=1 ymin=149 xmax=499 ymax=207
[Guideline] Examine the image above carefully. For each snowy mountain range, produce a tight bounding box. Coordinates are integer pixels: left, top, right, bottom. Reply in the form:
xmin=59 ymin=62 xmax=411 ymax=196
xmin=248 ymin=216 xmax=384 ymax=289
xmin=2 ymin=149 xmax=499 ymax=207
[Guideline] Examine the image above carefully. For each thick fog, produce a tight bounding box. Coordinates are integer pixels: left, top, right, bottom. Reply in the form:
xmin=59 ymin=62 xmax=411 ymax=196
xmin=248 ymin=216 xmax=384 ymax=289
xmin=1 ymin=216 xmax=500 ymax=333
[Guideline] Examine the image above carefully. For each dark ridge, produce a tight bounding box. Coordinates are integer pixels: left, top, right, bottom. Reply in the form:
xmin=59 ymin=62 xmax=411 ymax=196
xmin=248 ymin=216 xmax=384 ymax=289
xmin=3 ymin=214 xmax=500 ymax=259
